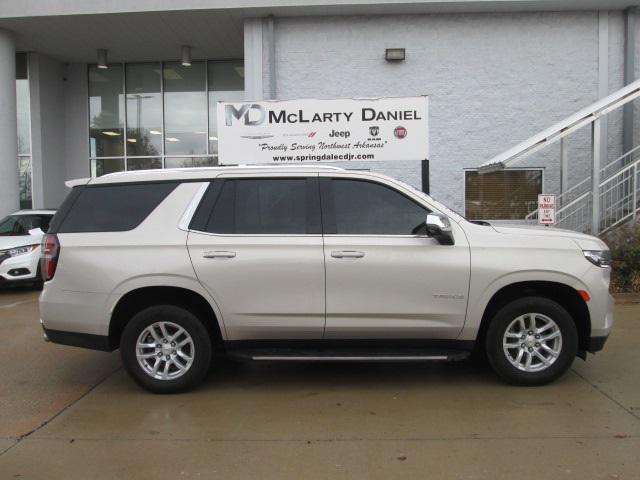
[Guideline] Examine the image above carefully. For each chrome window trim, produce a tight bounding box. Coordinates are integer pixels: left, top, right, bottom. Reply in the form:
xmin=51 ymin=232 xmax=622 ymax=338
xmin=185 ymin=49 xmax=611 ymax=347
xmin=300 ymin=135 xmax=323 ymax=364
xmin=186 ymin=229 xmax=426 ymax=239
xmin=187 ymin=230 xmax=323 ymax=238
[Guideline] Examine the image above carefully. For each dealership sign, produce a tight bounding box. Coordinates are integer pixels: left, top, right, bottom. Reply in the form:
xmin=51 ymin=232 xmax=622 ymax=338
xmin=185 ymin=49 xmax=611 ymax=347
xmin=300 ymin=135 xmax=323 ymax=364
xmin=216 ymin=96 xmax=429 ymax=164
xmin=537 ymin=194 xmax=556 ymax=225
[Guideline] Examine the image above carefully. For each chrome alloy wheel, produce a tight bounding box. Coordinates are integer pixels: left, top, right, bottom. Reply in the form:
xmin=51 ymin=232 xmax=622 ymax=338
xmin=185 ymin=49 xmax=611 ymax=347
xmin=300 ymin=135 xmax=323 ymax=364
xmin=136 ymin=321 xmax=195 ymax=380
xmin=502 ymin=313 xmax=563 ymax=373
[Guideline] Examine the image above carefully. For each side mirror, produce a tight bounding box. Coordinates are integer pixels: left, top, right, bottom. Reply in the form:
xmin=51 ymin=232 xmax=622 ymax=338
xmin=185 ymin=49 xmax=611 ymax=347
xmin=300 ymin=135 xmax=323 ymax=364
xmin=425 ymin=213 xmax=454 ymax=245
xmin=28 ymin=227 xmax=45 ymax=236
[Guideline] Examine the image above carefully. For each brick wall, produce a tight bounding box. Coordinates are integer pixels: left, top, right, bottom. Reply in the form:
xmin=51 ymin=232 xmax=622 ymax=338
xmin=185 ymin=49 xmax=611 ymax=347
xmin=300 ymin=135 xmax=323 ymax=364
xmin=272 ymin=11 xmax=617 ymax=214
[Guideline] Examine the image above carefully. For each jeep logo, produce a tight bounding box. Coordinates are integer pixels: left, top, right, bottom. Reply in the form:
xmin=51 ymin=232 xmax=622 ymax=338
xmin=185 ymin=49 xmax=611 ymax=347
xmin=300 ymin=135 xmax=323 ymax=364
xmin=328 ymin=129 xmax=351 ymax=138
xmin=225 ymin=104 xmax=266 ymax=126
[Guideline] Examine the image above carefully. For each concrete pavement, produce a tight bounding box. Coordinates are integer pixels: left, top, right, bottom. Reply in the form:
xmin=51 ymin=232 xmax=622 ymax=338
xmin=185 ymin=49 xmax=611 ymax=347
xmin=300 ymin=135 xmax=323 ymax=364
xmin=0 ymin=289 xmax=638 ymax=479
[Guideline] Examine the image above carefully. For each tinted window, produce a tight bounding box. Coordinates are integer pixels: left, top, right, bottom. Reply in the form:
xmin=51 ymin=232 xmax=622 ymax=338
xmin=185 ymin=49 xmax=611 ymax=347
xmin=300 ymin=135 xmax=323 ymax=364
xmin=330 ymin=180 xmax=428 ymax=235
xmin=0 ymin=214 xmax=51 ymax=236
xmin=205 ymin=179 xmax=314 ymax=234
xmin=57 ymin=183 xmax=178 ymax=233
xmin=48 ymin=187 xmax=83 ymax=233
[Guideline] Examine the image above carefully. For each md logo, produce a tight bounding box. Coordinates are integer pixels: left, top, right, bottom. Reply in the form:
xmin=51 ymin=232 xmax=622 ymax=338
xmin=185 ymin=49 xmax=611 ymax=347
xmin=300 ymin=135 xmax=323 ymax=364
xmin=225 ymin=104 xmax=266 ymax=126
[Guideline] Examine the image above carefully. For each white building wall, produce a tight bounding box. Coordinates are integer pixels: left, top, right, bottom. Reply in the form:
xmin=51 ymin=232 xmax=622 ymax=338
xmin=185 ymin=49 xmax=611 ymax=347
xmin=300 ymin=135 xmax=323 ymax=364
xmin=607 ymin=11 xmax=625 ymax=167
xmin=271 ymin=11 xmax=613 ymax=212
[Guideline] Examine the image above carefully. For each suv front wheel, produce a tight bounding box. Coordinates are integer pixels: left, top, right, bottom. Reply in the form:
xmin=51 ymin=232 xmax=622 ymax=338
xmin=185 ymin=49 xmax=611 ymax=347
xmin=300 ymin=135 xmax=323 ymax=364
xmin=120 ymin=305 xmax=212 ymax=393
xmin=485 ymin=296 xmax=578 ymax=386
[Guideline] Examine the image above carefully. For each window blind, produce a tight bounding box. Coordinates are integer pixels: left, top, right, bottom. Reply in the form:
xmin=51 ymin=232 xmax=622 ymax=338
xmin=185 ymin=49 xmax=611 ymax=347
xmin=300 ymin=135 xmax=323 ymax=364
xmin=465 ymin=170 xmax=542 ymax=220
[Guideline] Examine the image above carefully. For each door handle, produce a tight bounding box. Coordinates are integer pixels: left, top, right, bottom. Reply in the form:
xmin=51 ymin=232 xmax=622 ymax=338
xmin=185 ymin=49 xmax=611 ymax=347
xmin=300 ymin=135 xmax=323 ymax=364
xmin=331 ymin=250 xmax=365 ymax=259
xmin=203 ymin=251 xmax=236 ymax=259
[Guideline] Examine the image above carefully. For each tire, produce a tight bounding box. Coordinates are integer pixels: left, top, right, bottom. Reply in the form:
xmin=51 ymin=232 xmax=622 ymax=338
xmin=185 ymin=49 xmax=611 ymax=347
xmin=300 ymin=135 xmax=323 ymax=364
xmin=120 ymin=304 xmax=212 ymax=393
xmin=485 ymin=296 xmax=578 ymax=386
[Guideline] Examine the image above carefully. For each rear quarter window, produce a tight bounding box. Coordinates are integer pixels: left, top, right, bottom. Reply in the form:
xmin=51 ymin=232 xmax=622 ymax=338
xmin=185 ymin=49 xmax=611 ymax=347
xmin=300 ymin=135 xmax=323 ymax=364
xmin=54 ymin=182 xmax=178 ymax=233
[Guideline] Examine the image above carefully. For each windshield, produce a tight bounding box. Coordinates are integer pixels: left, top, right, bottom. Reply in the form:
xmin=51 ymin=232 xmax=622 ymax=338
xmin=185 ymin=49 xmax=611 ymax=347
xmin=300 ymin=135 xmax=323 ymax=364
xmin=0 ymin=214 xmax=51 ymax=236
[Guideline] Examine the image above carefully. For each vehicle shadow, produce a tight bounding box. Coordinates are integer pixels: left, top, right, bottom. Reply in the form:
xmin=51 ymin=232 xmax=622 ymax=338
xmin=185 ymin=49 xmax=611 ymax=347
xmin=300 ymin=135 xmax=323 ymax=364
xmin=201 ymin=356 xmax=499 ymax=391
xmin=0 ymin=284 xmax=40 ymax=301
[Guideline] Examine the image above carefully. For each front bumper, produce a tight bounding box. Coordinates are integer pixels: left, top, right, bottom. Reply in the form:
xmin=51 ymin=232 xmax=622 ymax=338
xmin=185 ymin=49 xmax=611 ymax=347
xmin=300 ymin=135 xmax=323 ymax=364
xmin=0 ymin=248 xmax=40 ymax=283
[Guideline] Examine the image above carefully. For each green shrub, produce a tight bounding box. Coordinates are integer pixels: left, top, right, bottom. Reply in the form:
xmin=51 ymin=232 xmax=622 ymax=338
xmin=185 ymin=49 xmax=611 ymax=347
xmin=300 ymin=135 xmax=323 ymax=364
xmin=601 ymin=222 xmax=640 ymax=293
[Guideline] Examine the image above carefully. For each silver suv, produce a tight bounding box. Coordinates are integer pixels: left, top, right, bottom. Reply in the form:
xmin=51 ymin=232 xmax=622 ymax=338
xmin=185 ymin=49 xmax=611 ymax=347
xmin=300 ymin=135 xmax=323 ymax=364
xmin=40 ymin=166 xmax=613 ymax=393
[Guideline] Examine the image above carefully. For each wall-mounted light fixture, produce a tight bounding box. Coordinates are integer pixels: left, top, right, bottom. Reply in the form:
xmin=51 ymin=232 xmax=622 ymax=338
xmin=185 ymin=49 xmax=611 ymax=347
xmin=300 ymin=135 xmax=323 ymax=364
xmin=97 ymin=49 xmax=108 ymax=69
xmin=181 ymin=45 xmax=192 ymax=67
xmin=385 ymin=48 xmax=406 ymax=62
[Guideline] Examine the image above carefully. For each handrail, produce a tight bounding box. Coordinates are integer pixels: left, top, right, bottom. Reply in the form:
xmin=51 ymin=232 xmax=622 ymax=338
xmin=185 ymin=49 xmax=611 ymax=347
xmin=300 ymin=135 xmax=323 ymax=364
xmin=479 ymin=77 xmax=640 ymax=172
xmin=609 ymin=143 xmax=640 ymax=167
xmin=525 ymin=146 xmax=640 ymax=221
xmin=555 ymin=157 xmax=640 ymax=232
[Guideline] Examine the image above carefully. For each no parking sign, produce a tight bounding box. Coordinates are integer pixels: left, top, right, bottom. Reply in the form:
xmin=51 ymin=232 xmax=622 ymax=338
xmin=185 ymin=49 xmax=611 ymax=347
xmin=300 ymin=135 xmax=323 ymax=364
xmin=537 ymin=194 xmax=556 ymax=225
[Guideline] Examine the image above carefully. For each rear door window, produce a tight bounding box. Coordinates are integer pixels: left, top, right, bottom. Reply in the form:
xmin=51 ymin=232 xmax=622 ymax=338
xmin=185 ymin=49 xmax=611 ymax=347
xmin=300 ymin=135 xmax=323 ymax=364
xmin=198 ymin=178 xmax=320 ymax=235
xmin=55 ymin=182 xmax=178 ymax=233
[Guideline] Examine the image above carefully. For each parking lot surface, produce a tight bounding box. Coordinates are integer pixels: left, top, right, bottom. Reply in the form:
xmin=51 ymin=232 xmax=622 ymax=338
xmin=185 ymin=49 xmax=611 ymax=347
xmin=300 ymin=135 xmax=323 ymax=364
xmin=0 ymin=289 xmax=638 ymax=479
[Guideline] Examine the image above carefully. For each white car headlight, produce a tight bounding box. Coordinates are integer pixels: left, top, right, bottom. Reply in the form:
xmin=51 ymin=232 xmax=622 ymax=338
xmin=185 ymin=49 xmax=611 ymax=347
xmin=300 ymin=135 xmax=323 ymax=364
xmin=7 ymin=245 xmax=39 ymax=257
xmin=583 ymin=250 xmax=612 ymax=268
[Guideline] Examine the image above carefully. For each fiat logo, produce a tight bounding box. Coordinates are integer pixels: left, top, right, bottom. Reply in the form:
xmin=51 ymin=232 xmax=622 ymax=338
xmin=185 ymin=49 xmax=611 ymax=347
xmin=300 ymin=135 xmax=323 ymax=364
xmin=394 ymin=126 xmax=407 ymax=139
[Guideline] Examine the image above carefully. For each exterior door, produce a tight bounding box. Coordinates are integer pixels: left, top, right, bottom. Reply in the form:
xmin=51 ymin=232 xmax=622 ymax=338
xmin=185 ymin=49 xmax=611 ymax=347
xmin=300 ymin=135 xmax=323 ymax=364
xmin=320 ymin=176 xmax=471 ymax=339
xmin=188 ymin=175 xmax=325 ymax=340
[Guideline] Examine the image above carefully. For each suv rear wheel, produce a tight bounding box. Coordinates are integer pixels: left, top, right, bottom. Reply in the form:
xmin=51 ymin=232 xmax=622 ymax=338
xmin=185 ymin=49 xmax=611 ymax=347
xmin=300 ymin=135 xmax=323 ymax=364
xmin=485 ymin=296 xmax=578 ymax=386
xmin=120 ymin=305 xmax=212 ymax=393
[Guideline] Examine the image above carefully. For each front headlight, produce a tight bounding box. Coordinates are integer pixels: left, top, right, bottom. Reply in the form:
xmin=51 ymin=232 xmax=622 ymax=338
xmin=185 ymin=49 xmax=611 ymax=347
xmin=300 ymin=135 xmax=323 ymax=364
xmin=583 ymin=250 xmax=612 ymax=268
xmin=7 ymin=245 xmax=39 ymax=257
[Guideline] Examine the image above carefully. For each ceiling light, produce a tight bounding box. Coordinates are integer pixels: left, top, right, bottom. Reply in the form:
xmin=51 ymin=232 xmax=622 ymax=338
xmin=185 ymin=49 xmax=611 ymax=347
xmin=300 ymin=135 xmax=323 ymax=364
xmin=97 ymin=49 xmax=108 ymax=69
xmin=385 ymin=48 xmax=406 ymax=62
xmin=127 ymin=138 xmax=137 ymax=143
xmin=102 ymin=131 xmax=120 ymax=136
xmin=149 ymin=130 xmax=162 ymax=135
xmin=181 ymin=46 xmax=192 ymax=67
xmin=166 ymin=137 xmax=180 ymax=142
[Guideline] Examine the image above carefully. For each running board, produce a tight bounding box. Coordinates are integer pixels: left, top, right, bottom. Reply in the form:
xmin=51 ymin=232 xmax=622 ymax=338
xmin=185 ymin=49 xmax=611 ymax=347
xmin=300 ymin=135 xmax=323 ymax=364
xmin=227 ymin=348 xmax=470 ymax=363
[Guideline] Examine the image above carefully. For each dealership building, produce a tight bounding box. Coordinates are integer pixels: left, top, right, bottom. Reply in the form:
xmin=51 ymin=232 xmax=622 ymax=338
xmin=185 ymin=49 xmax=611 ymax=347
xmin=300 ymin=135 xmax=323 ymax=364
xmin=1 ymin=0 xmax=639 ymax=221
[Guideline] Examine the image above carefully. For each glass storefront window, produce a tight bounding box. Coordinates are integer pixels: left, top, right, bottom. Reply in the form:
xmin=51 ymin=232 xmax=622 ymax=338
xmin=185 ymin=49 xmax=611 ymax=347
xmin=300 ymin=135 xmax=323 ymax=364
xmin=89 ymin=65 xmax=125 ymax=157
xmin=92 ymin=158 xmax=126 ymax=177
xmin=16 ymin=52 xmax=32 ymax=209
xmin=208 ymin=61 xmax=244 ymax=155
xmin=16 ymin=82 xmax=30 ymax=155
xmin=18 ymin=157 xmax=32 ymax=210
xmin=127 ymin=157 xmax=162 ymax=171
xmin=89 ymin=60 xmax=243 ymax=176
xmin=164 ymin=157 xmax=217 ymax=169
xmin=126 ymin=64 xmax=162 ymax=157
xmin=163 ymin=62 xmax=207 ymax=155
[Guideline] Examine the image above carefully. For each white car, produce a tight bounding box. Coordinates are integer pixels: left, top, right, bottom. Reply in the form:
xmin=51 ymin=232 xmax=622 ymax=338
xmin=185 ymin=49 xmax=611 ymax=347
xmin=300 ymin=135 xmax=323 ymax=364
xmin=39 ymin=166 xmax=613 ymax=393
xmin=0 ymin=210 xmax=55 ymax=288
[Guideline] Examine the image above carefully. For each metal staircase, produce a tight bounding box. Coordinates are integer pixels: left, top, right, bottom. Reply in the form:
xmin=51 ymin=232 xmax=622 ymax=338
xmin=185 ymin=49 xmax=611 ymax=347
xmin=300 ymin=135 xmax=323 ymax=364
xmin=525 ymin=145 xmax=640 ymax=233
xmin=479 ymin=78 xmax=640 ymax=235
